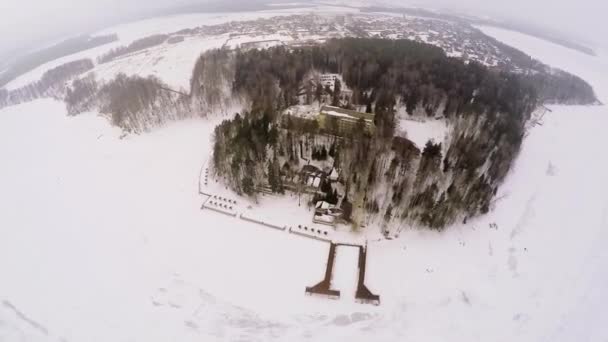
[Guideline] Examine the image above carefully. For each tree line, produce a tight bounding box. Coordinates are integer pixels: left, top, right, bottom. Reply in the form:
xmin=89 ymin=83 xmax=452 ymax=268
xmin=97 ymin=34 xmax=169 ymax=64
xmin=0 ymin=59 xmax=94 ymax=109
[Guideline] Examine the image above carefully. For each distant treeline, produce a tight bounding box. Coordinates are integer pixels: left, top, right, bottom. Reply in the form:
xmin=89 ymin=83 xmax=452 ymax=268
xmin=0 ymin=59 xmax=94 ymax=108
xmin=0 ymin=34 xmax=117 ymax=88
xmin=97 ymin=34 xmax=169 ymax=64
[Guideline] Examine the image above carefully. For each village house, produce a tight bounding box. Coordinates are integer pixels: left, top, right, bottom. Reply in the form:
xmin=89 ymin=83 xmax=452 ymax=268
xmin=239 ymin=39 xmax=283 ymax=51
xmin=313 ymin=200 xmax=344 ymax=227
xmin=316 ymin=73 xmax=353 ymax=99
xmin=283 ymin=164 xmax=327 ymax=195
xmin=301 ymin=164 xmax=325 ymax=190
xmin=319 ymin=74 xmax=339 ymax=89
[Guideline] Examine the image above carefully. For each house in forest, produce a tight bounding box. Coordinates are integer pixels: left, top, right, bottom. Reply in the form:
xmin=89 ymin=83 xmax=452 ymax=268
xmin=283 ymin=164 xmax=327 ymax=194
xmin=313 ymin=200 xmax=344 ymax=227
xmin=328 ymin=167 xmax=339 ymax=182
xmin=315 ymin=74 xmax=353 ymax=99
xmin=302 ymin=164 xmax=325 ymax=188
xmin=318 ymin=105 xmax=375 ymax=135
xmin=319 ymin=74 xmax=339 ymax=90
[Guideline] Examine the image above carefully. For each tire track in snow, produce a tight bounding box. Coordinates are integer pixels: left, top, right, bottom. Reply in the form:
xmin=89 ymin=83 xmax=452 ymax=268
xmin=510 ymin=193 xmax=536 ymax=240
xmin=545 ymin=199 xmax=608 ymax=342
xmin=1 ymin=300 xmax=49 ymax=336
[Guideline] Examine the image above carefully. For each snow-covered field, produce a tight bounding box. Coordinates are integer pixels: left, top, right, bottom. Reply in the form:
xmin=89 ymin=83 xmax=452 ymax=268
xmin=90 ymin=35 xmax=228 ymax=92
xmin=398 ymin=117 xmax=448 ymax=148
xmin=1 ymin=13 xmax=608 ymax=342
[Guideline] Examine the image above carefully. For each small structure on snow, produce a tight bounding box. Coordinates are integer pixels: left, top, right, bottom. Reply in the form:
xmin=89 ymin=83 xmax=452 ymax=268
xmin=313 ymin=200 xmax=343 ymax=227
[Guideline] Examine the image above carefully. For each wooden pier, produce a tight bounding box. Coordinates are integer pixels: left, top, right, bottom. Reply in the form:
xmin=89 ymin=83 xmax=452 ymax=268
xmin=355 ymin=245 xmax=380 ymax=305
xmin=305 ymin=242 xmax=340 ymax=299
xmin=305 ymin=242 xmax=380 ymax=305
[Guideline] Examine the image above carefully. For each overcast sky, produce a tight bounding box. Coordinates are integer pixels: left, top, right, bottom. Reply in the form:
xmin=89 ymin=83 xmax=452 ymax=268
xmin=0 ymin=0 xmax=180 ymax=59
xmin=406 ymin=0 xmax=608 ymax=44
xmin=0 ymin=0 xmax=606 ymax=61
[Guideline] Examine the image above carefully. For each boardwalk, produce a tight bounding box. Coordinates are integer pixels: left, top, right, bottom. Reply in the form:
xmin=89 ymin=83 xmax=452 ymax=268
xmin=305 ymin=242 xmax=380 ymax=305
xmin=305 ymin=243 xmax=340 ymax=299
xmin=355 ymin=245 xmax=380 ymax=305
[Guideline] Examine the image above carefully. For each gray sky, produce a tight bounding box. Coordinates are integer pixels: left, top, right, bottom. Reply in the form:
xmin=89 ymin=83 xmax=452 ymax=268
xmin=0 ymin=0 xmax=606 ymax=61
xmin=0 ymin=0 xmax=182 ymax=60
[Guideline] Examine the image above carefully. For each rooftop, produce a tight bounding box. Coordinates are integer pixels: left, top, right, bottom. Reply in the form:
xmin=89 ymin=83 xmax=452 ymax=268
xmin=320 ymin=105 xmax=375 ymax=123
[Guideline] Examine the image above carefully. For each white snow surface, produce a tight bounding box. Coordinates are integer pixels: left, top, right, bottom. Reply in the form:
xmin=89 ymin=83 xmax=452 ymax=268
xmin=1 ymin=17 xmax=608 ymax=342
xmin=89 ymin=35 xmax=228 ymax=92
xmin=398 ymin=117 xmax=448 ymax=148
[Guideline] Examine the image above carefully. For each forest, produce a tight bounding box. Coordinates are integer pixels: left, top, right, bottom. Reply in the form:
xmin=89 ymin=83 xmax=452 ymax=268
xmin=209 ymin=38 xmax=539 ymax=229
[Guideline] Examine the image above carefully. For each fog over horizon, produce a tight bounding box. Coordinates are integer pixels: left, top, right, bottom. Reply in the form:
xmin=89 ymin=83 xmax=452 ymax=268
xmin=0 ymin=0 xmax=606 ymax=62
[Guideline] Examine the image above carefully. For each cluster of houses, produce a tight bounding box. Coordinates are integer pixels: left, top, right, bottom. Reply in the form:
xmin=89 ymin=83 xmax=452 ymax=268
xmin=278 ymin=87 xmax=379 ymax=227
xmin=179 ymin=12 xmax=533 ymax=77
xmin=282 ymin=163 xmax=345 ymax=227
xmin=284 ymin=164 xmax=339 ymax=194
xmin=299 ymin=165 xmax=344 ymax=227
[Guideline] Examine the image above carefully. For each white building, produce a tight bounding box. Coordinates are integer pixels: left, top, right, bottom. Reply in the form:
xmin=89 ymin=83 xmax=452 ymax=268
xmin=319 ymin=74 xmax=339 ymax=90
